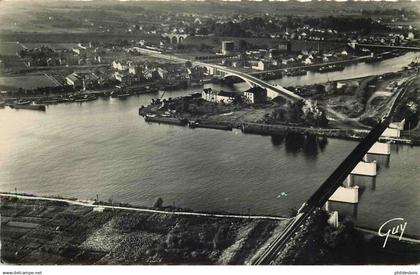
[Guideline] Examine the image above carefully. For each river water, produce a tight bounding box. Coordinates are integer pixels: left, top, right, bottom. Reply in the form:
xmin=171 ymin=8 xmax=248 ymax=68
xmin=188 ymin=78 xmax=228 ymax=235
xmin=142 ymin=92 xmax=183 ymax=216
xmin=0 ymin=52 xmax=419 ymax=236
xmin=270 ymin=52 xmax=420 ymax=87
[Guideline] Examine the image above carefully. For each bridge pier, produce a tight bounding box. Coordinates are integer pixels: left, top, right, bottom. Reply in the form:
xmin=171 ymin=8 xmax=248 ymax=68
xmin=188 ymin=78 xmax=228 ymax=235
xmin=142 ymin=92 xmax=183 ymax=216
xmin=350 ymin=160 xmax=377 ymax=177
xmin=367 ymin=142 xmax=391 ymax=155
xmin=389 ymin=119 xmax=405 ymax=131
xmin=266 ymin=88 xmax=279 ymax=99
xmin=329 ymin=186 xmax=359 ymax=204
xmin=382 ymin=127 xmax=401 ymax=138
xmin=343 ymin=174 xmax=353 ymax=187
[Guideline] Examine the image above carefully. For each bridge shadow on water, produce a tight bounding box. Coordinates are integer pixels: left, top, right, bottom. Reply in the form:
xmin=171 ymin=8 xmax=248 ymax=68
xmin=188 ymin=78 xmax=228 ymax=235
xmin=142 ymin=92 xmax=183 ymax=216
xmin=270 ymin=133 xmax=328 ymax=159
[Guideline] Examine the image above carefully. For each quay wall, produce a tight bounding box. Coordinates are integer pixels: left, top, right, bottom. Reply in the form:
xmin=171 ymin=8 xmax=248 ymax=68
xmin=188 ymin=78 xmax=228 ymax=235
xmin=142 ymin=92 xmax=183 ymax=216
xmin=241 ymin=123 xmax=369 ymax=140
xmin=140 ymin=114 xmax=419 ymax=145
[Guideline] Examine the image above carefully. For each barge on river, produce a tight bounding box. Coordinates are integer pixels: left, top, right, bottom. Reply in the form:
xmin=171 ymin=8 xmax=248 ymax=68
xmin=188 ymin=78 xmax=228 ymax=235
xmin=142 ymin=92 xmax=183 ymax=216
xmin=9 ymin=104 xmax=46 ymax=111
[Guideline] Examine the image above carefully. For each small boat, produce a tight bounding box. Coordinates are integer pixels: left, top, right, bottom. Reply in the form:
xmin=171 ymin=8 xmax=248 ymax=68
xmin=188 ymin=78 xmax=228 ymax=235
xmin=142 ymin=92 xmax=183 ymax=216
xmin=42 ymin=99 xmax=59 ymax=104
xmin=15 ymin=100 xmax=31 ymax=105
xmin=117 ymin=93 xmax=130 ymax=98
xmin=59 ymin=98 xmax=74 ymax=103
xmin=9 ymin=103 xmax=46 ymax=111
xmin=74 ymin=94 xmax=97 ymax=102
xmin=111 ymin=90 xmax=130 ymax=99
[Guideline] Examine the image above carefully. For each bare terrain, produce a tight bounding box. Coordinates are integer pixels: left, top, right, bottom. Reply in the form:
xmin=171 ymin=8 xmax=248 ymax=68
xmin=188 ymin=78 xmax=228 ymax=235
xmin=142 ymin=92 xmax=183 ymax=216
xmin=0 ymin=195 xmax=289 ymax=265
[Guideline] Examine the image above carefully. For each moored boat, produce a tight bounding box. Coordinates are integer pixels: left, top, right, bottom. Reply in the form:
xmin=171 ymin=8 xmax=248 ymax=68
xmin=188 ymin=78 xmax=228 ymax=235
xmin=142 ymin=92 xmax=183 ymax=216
xmin=9 ymin=103 xmax=46 ymax=111
xmin=74 ymin=94 xmax=97 ymax=102
xmin=111 ymin=90 xmax=130 ymax=99
xmin=15 ymin=100 xmax=31 ymax=105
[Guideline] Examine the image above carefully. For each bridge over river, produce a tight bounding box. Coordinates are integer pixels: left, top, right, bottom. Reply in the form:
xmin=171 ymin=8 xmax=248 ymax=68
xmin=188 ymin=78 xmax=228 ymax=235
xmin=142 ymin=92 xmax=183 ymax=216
xmin=135 ymin=48 xmax=304 ymax=102
xmin=252 ymin=75 xmax=417 ymax=265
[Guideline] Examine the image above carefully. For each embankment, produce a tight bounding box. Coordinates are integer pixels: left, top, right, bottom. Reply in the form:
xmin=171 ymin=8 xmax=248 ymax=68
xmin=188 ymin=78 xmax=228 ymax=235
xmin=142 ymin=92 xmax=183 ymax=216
xmin=141 ymin=114 xmax=419 ymax=145
xmin=141 ymin=114 xmax=371 ymax=141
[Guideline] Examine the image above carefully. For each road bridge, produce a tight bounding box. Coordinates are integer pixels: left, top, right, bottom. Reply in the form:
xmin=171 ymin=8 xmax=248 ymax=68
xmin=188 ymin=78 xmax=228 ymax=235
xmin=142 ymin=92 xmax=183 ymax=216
xmin=134 ymin=47 xmax=304 ymax=102
xmin=198 ymin=63 xmax=304 ymax=102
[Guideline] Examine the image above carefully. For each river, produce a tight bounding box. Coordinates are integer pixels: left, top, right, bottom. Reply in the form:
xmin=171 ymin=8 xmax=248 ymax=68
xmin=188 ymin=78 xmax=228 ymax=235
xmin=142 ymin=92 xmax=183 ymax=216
xmin=270 ymin=52 xmax=420 ymax=87
xmin=0 ymin=52 xmax=419 ymax=236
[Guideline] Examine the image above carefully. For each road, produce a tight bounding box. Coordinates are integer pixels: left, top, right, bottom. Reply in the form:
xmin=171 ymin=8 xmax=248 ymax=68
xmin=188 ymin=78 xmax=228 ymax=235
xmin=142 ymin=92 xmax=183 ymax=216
xmin=0 ymin=193 xmax=291 ymax=222
xmin=135 ymin=48 xmax=302 ymax=100
xmin=206 ymin=63 xmax=303 ymax=101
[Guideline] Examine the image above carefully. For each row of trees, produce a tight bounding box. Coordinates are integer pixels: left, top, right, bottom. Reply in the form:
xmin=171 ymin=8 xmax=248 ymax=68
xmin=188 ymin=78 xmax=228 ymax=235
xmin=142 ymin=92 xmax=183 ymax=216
xmin=193 ymin=15 xmax=390 ymax=38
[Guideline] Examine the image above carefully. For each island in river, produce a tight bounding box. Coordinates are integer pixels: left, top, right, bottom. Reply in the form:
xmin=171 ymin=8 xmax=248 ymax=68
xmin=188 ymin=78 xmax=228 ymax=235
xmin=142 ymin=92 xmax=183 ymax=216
xmin=139 ymin=67 xmax=420 ymax=145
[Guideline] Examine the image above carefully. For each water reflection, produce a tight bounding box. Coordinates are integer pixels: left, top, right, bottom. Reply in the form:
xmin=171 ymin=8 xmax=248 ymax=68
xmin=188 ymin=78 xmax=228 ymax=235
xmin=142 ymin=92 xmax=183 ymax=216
xmin=365 ymin=154 xmax=390 ymax=169
xmin=328 ymin=201 xmax=359 ymax=219
xmin=353 ymin=175 xmax=377 ymax=191
xmin=271 ymin=133 xmax=329 ymax=159
xmin=270 ymin=134 xmax=284 ymax=147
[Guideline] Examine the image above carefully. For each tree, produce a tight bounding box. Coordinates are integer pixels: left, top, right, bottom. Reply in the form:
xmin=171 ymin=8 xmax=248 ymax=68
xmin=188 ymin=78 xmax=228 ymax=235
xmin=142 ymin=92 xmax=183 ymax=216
xmin=238 ymin=39 xmax=249 ymax=52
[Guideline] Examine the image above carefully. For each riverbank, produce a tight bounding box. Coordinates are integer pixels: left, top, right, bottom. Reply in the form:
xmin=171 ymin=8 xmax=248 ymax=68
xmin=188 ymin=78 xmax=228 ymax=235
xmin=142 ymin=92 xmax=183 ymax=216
xmin=141 ymin=114 xmax=418 ymax=145
xmin=0 ymin=193 xmax=289 ymax=264
xmin=2 ymin=194 xmax=418 ymax=265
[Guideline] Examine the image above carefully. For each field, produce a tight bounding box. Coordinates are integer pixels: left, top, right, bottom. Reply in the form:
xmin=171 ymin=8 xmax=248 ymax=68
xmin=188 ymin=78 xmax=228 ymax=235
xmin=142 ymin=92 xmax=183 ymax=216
xmin=0 ymin=196 xmax=287 ymax=265
xmin=0 ymin=75 xmax=60 ymax=91
xmin=21 ymin=42 xmax=79 ymax=51
xmin=0 ymin=0 xmax=416 ymax=43
xmin=0 ymin=42 xmax=23 ymax=56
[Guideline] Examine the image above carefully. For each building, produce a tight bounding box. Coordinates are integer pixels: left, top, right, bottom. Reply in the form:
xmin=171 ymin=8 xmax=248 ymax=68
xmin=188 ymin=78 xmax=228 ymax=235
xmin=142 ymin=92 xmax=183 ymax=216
xmin=222 ymin=41 xmax=235 ymax=55
xmin=252 ymin=60 xmax=270 ymax=71
xmin=65 ymin=73 xmax=83 ymax=89
xmin=278 ymin=41 xmax=291 ymax=52
xmin=158 ymin=67 xmax=168 ymax=79
xmin=72 ymin=48 xmax=81 ymax=55
xmin=407 ymin=32 xmax=415 ymax=40
xmin=216 ymin=91 xmax=237 ymax=104
xmin=202 ymin=88 xmax=217 ymax=102
xmin=112 ymin=60 xmax=130 ymax=71
xmin=202 ymin=88 xmax=237 ymax=104
xmin=128 ymin=63 xmax=142 ymax=76
xmin=243 ymin=87 xmax=267 ymax=104
xmin=65 ymin=72 xmax=99 ymax=90
xmin=114 ymin=71 xmax=131 ymax=86
xmin=268 ymin=49 xmax=282 ymax=59
xmin=303 ymin=56 xmax=313 ymax=65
